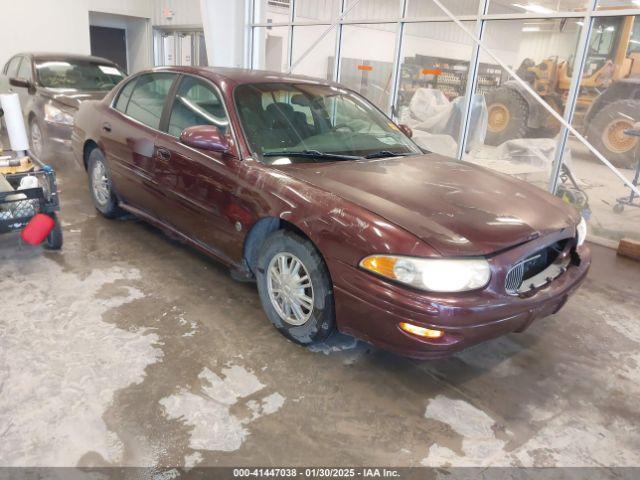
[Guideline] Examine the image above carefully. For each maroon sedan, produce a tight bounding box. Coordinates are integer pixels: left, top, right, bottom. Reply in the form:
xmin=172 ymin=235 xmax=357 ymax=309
xmin=71 ymin=67 xmax=590 ymax=359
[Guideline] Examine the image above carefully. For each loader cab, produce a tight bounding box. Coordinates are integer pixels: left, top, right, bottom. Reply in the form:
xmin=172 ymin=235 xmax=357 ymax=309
xmin=582 ymin=15 xmax=639 ymax=81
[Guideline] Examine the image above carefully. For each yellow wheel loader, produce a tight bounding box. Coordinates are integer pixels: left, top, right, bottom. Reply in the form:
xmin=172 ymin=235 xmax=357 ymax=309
xmin=485 ymin=15 xmax=640 ymax=168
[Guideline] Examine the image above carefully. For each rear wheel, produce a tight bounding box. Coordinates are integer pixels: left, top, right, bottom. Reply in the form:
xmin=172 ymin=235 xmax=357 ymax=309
xmin=44 ymin=213 xmax=63 ymax=250
xmin=587 ymin=99 xmax=640 ymax=169
xmin=87 ymin=148 xmax=121 ymax=218
xmin=256 ymin=230 xmax=335 ymax=345
xmin=485 ymin=86 xmax=530 ymax=146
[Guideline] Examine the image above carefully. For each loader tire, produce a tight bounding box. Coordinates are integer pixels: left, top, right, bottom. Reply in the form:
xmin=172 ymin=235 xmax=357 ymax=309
xmin=485 ymin=86 xmax=531 ymax=146
xmin=587 ymin=99 xmax=640 ymax=169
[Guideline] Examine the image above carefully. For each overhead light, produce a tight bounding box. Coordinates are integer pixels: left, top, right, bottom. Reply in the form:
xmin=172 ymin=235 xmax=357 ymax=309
xmin=512 ymin=3 xmax=554 ymax=14
xmin=523 ymin=26 xmax=541 ymax=32
xmin=606 ymin=26 xmax=615 ymax=31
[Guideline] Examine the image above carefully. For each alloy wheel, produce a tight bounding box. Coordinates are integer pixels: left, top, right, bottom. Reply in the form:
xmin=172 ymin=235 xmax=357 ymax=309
xmin=267 ymin=252 xmax=314 ymax=326
xmin=30 ymin=122 xmax=43 ymax=159
xmin=91 ymin=160 xmax=111 ymax=206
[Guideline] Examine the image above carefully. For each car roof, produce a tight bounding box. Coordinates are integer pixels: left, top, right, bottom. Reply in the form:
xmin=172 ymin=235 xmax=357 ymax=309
xmin=146 ymin=65 xmax=340 ymax=88
xmin=16 ymin=52 xmax=118 ymax=65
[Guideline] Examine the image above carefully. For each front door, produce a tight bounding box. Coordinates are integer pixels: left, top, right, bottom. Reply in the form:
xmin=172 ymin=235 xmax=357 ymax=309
xmin=153 ymin=75 xmax=242 ymax=262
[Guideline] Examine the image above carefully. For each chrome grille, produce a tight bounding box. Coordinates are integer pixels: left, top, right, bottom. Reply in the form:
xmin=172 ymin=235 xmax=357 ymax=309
xmin=505 ymin=262 xmax=525 ymax=295
xmin=505 ymin=240 xmax=568 ymax=295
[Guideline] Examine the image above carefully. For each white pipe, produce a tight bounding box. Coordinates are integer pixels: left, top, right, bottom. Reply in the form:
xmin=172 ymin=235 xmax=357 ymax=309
xmin=430 ymin=0 xmax=640 ymax=197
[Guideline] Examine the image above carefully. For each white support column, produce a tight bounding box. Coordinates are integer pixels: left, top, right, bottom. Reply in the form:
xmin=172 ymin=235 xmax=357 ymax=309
xmin=200 ymin=0 xmax=248 ymax=67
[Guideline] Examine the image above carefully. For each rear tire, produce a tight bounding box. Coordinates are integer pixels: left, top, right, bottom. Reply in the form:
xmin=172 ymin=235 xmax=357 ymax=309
xmin=256 ymin=230 xmax=335 ymax=345
xmin=484 ymin=86 xmax=531 ymax=146
xmin=587 ymin=99 xmax=640 ymax=169
xmin=87 ymin=148 xmax=121 ymax=218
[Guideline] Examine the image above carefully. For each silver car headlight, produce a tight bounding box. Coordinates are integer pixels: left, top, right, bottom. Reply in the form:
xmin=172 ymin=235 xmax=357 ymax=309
xmin=360 ymin=255 xmax=491 ymax=292
xmin=44 ymin=103 xmax=74 ymax=125
xmin=576 ymin=217 xmax=587 ymax=247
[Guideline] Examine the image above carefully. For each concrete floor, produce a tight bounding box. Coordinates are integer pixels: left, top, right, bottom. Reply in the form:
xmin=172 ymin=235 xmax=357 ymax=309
xmin=1 ymin=153 xmax=640 ymax=469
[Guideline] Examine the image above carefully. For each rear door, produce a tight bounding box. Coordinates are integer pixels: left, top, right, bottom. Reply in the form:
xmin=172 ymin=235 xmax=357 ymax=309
xmin=153 ymin=74 xmax=241 ymax=260
xmin=102 ymin=72 xmax=177 ymax=216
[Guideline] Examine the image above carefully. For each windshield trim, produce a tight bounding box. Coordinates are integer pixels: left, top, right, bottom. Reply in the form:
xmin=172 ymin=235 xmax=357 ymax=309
xmin=232 ymin=81 xmax=421 ymax=165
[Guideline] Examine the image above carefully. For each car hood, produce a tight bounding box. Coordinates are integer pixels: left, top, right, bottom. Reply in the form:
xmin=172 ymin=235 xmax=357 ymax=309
xmin=276 ymin=155 xmax=579 ymax=256
xmin=40 ymin=89 xmax=109 ymax=110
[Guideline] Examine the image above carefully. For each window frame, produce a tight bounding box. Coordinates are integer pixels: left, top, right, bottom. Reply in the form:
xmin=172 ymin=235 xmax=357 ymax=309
xmin=110 ymin=71 xmax=179 ymax=131
xmin=109 ymin=70 xmax=240 ymax=156
xmin=16 ymin=55 xmax=33 ymax=82
xmin=5 ymin=56 xmax=23 ymax=79
xmin=164 ymin=74 xmax=230 ymax=138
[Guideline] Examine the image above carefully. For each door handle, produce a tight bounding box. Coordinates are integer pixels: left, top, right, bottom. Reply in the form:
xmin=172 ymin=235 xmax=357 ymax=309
xmin=156 ymin=147 xmax=171 ymax=162
xmin=102 ymin=122 xmax=112 ymax=133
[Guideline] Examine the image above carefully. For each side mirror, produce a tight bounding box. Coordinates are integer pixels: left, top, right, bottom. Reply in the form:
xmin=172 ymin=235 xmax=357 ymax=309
xmin=180 ymin=125 xmax=230 ymax=153
xmin=9 ymin=78 xmax=33 ymax=90
xmin=398 ymin=123 xmax=413 ymax=139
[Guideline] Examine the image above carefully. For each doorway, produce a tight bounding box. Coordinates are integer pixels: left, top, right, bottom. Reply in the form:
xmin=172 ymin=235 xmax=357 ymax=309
xmin=90 ymin=26 xmax=128 ymax=73
xmin=153 ymin=29 xmax=208 ymax=67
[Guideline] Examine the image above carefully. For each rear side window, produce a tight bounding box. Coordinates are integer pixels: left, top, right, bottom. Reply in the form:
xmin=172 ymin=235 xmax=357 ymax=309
xmin=114 ymin=78 xmax=137 ymax=112
xmin=124 ymin=73 xmax=175 ymax=129
xmin=167 ymin=76 xmax=229 ymax=137
xmin=5 ymin=57 xmax=22 ymax=78
xmin=16 ymin=58 xmax=32 ymax=81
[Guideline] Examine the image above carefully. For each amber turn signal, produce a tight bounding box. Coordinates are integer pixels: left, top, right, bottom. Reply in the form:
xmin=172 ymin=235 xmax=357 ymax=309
xmin=399 ymin=322 xmax=444 ymax=339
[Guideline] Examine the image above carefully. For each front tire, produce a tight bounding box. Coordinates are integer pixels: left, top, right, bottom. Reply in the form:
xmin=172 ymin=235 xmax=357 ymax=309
xmin=587 ymin=99 xmax=640 ymax=169
xmin=29 ymin=117 xmax=48 ymax=161
xmin=87 ymin=148 xmax=121 ymax=218
xmin=256 ymin=230 xmax=335 ymax=345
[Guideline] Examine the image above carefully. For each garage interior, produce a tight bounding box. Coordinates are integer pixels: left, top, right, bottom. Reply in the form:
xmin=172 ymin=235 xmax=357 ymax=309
xmin=1 ymin=0 xmax=640 ymax=475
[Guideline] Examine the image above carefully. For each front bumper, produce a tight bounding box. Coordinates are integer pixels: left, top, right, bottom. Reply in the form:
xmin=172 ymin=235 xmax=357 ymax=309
xmin=43 ymin=121 xmax=73 ymax=152
xmin=329 ymin=236 xmax=591 ymax=360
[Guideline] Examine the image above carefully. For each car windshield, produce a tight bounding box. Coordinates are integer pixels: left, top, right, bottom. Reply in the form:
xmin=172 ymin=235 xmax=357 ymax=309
xmin=235 ymin=82 xmax=421 ymax=164
xmin=36 ymin=59 xmax=125 ymax=91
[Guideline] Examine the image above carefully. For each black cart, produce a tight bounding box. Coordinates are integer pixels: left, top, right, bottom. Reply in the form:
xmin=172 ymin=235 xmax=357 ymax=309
xmin=0 ymin=157 xmax=62 ymax=249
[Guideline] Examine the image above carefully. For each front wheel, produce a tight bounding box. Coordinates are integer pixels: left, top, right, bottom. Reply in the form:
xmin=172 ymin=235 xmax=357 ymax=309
xmin=256 ymin=230 xmax=335 ymax=345
xmin=29 ymin=117 xmax=48 ymax=161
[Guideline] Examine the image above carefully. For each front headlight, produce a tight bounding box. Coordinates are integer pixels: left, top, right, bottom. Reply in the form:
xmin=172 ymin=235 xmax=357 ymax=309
xmin=359 ymin=255 xmax=491 ymax=292
xmin=576 ymin=217 xmax=587 ymax=247
xmin=44 ymin=103 xmax=74 ymax=125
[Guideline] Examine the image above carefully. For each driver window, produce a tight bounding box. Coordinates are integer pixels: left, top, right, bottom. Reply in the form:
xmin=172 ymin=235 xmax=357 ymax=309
xmin=167 ymin=76 xmax=229 ymax=137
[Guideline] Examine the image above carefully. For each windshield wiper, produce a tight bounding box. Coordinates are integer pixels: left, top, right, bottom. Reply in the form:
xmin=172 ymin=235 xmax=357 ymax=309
xmin=364 ymin=150 xmax=413 ymax=159
xmin=263 ymin=150 xmax=363 ymax=161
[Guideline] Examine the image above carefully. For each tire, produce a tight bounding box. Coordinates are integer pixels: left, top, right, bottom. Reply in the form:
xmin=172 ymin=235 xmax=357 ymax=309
xmin=484 ymin=86 xmax=531 ymax=146
xmin=87 ymin=148 xmax=121 ymax=218
xmin=587 ymin=99 xmax=640 ymax=169
xmin=29 ymin=117 xmax=48 ymax=161
xmin=256 ymin=230 xmax=335 ymax=345
xmin=44 ymin=213 xmax=63 ymax=250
